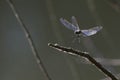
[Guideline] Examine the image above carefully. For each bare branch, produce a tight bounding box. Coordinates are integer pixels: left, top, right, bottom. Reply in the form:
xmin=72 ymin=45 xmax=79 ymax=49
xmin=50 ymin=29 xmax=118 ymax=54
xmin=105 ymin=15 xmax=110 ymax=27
xmin=6 ymin=0 xmax=52 ymax=80
xmin=48 ymin=43 xmax=118 ymax=80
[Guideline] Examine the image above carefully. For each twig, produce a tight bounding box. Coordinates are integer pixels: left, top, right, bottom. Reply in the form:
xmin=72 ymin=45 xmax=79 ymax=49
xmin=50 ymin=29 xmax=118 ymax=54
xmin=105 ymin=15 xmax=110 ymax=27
xmin=102 ymin=73 xmax=120 ymax=80
xmin=6 ymin=0 xmax=52 ymax=80
xmin=48 ymin=43 xmax=118 ymax=80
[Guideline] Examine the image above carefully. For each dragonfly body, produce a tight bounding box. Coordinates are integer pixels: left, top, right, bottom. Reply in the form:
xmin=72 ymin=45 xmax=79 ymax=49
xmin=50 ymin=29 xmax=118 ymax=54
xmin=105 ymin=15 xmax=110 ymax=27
xmin=60 ymin=16 xmax=103 ymax=38
xmin=75 ymin=30 xmax=82 ymax=35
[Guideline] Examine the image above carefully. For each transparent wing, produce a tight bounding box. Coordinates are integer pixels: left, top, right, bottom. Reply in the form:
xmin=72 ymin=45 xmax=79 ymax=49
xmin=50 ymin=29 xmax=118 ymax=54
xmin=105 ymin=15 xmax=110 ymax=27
xmin=81 ymin=26 xmax=103 ymax=36
xmin=60 ymin=18 xmax=79 ymax=31
xmin=71 ymin=16 xmax=80 ymax=30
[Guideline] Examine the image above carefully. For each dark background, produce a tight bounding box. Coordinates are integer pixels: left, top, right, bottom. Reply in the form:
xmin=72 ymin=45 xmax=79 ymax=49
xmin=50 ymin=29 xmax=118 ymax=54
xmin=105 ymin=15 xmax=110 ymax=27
xmin=0 ymin=0 xmax=120 ymax=80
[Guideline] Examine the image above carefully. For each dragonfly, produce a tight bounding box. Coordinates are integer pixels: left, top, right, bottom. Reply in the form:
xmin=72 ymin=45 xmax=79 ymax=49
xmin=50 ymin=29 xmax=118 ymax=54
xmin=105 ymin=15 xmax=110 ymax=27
xmin=60 ymin=16 xmax=103 ymax=39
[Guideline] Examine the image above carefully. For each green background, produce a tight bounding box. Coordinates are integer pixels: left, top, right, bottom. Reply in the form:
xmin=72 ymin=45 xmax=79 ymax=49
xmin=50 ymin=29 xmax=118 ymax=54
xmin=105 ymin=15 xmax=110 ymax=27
xmin=0 ymin=0 xmax=120 ymax=80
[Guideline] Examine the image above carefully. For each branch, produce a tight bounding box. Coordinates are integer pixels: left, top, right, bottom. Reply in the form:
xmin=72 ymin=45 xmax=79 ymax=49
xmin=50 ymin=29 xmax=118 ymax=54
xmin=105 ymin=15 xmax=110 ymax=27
xmin=6 ymin=0 xmax=52 ymax=80
xmin=48 ymin=43 xmax=118 ymax=80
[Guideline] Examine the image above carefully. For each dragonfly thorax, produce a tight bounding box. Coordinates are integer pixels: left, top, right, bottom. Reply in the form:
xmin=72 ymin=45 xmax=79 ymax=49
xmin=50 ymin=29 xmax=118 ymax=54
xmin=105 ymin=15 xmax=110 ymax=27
xmin=75 ymin=30 xmax=82 ymax=35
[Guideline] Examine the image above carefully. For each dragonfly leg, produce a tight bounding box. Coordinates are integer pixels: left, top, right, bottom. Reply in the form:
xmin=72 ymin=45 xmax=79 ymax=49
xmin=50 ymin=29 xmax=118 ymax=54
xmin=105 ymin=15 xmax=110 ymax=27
xmin=72 ymin=35 xmax=77 ymax=43
xmin=77 ymin=37 xmax=81 ymax=43
xmin=72 ymin=34 xmax=81 ymax=43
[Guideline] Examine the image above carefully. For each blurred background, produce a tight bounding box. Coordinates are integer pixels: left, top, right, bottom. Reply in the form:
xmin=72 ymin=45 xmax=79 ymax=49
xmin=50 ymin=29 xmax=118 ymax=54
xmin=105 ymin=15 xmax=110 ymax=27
xmin=0 ymin=0 xmax=120 ymax=80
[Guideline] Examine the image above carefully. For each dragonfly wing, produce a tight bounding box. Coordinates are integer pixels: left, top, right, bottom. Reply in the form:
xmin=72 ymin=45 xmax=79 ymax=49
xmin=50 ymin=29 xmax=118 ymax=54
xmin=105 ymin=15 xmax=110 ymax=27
xmin=60 ymin=18 xmax=79 ymax=31
xmin=81 ymin=26 xmax=103 ymax=36
xmin=71 ymin=16 xmax=80 ymax=30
